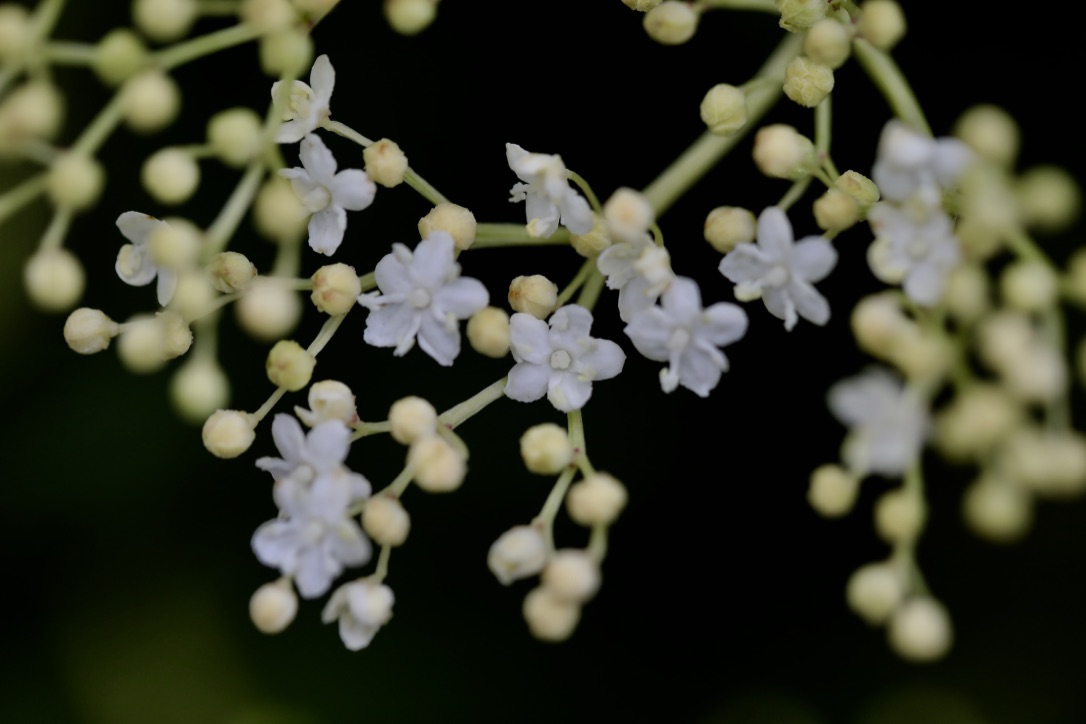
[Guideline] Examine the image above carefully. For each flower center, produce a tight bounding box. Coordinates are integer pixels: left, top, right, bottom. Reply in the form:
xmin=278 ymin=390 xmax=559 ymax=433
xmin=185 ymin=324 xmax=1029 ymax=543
xmin=301 ymin=520 xmax=325 ymax=545
xmin=906 ymin=236 xmax=930 ymax=260
xmin=407 ymin=288 xmax=432 ymax=309
xmin=667 ymin=328 xmax=692 ymax=351
xmin=301 ymin=185 xmax=332 ymax=213
xmin=550 ymin=349 xmax=572 ymax=370
xmin=764 ymin=265 xmax=789 ymax=287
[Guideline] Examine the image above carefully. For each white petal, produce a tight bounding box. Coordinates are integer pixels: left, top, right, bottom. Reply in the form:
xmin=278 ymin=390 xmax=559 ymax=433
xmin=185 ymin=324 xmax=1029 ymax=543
xmin=904 ymin=264 xmax=946 ymax=307
xmin=762 ymin=286 xmax=797 ymax=330
xmin=411 ymin=233 xmax=457 ymax=287
xmin=373 ymin=246 xmax=413 ymax=295
xmin=300 ymin=134 xmax=337 ymax=184
xmin=435 ymin=277 xmax=489 ymax=319
xmin=547 ymin=371 xmax=592 ymax=412
xmin=328 ymin=521 xmax=372 ymax=567
xmin=576 ymin=339 xmax=625 ymax=382
xmin=719 ymin=244 xmax=773 ymax=285
xmin=548 ymin=305 xmax=594 ymax=348
xmin=310 ymin=54 xmax=335 ymax=102
xmin=276 ymin=119 xmax=308 ymax=145
xmin=559 ymin=189 xmax=594 ymax=234
xmin=417 ymin=313 xmax=461 ymax=366
xmin=321 ymin=584 xmax=349 ymax=624
xmin=525 ymin=193 xmax=559 ymax=238
xmin=156 ymin=269 xmax=177 ymax=306
xmin=508 ymin=313 xmax=551 ymax=365
xmin=677 ymin=346 xmax=725 ymax=397
xmin=294 ymin=547 xmax=335 ymax=598
xmin=364 ymin=304 xmax=419 ymax=349
xmin=308 ymin=206 xmax=347 ymax=255
xmin=252 ymin=520 xmax=296 ymax=568
xmin=624 ymin=307 xmax=674 ymax=362
xmin=791 ymin=237 xmax=837 ymax=283
xmin=115 ymin=244 xmax=157 ymax=287
xmin=505 ymin=362 xmax=550 ymax=402
xmin=790 ymin=280 xmax=830 ymax=326
xmin=699 ymin=303 xmax=748 ymax=347
xmin=271 ymin=413 xmax=306 ymax=463
xmin=330 ymin=169 xmax=376 ymax=211
xmin=339 ymin=617 xmax=379 ymax=651
xmin=505 ymin=143 xmax=529 ymax=179
xmin=661 ymin=277 xmax=703 ymax=324
xmin=116 ymin=211 xmax=166 ymax=245
xmin=305 ymin=421 xmax=351 ymax=469
xmin=756 ymin=207 xmax=793 ymax=260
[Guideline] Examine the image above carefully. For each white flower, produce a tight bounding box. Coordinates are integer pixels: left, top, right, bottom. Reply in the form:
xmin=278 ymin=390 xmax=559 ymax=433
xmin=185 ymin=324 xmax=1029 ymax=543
xmin=322 ymin=580 xmax=395 ymax=651
xmin=256 ymin=414 xmax=371 ymax=499
xmin=114 ymin=211 xmax=177 ymax=306
xmin=279 ymin=134 xmax=375 ymax=255
xmin=872 ymin=120 xmax=973 ymax=206
xmin=271 ymin=54 xmax=334 ymax=144
xmin=867 ymin=203 xmax=960 ymax=306
xmin=358 ymin=231 xmax=489 ymax=366
xmin=828 ymin=367 xmax=929 ymax=477
xmin=596 ymin=233 xmax=676 ymax=322
xmin=506 ymin=143 xmax=593 ymax=238
xmin=718 ymin=206 xmax=837 ymax=331
xmin=624 ymin=276 xmax=748 ymax=396
xmin=505 ymin=304 xmax=626 ymax=412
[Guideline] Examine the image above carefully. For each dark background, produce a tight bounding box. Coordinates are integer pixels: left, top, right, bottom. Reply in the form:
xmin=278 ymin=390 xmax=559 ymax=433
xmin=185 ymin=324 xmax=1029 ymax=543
xmin=1 ymin=2 xmax=1084 ymax=722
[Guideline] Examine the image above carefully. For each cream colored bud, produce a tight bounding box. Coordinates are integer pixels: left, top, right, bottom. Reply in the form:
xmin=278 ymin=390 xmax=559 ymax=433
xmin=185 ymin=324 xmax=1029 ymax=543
xmin=249 ymin=579 xmax=298 ymax=634
xmin=942 ymin=264 xmax=989 ymax=326
xmin=569 ymin=214 xmax=612 ymax=258
xmin=847 ymin=562 xmax=905 ymax=625
xmin=120 ymin=70 xmax=181 ymax=133
xmin=25 ymin=249 xmax=85 ymax=312
xmin=210 ymin=251 xmax=257 ymax=293
xmin=362 ymin=495 xmax=412 ymax=547
xmin=266 ymin=340 xmax=315 ymax=391
xmin=1017 ymin=166 xmax=1080 ymax=233
xmin=363 ymin=138 xmax=408 ymax=188
xmin=418 ymin=203 xmax=477 ymax=251
xmin=887 ymin=598 xmax=952 ymax=663
xmin=1000 ymin=260 xmax=1058 ymax=312
xmin=850 ymin=293 xmax=908 ymax=357
xmin=161 ymin=310 xmax=193 ymax=359
xmin=207 ymin=108 xmax=264 ymax=168
xmin=776 ymin=0 xmax=825 ymax=31
xmin=703 ymin=206 xmax=755 ymax=253
xmin=384 ymin=0 xmax=438 ymax=35
xmin=783 ymin=56 xmax=834 ymax=108
xmin=807 ymin=464 xmax=859 ymax=518
xmin=541 ymin=550 xmax=601 ymax=603
xmin=699 ymin=84 xmax=747 ymax=136
xmin=389 ymin=396 xmax=437 ymax=445
xmin=962 ymin=475 xmax=1032 ymax=544
xmin=94 ymin=29 xmax=148 ymax=86
xmin=3 ymin=81 xmax=64 ymax=141
xmin=236 ymin=279 xmax=302 ymax=341
xmin=142 ymin=148 xmax=199 ymax=205
xmin=148 ymin=219 xmax=202 ymax=271
xmin=622 ymin=0 xmax=662 ymax=9
xmin=170 ymin=358 xmax=230 ymax=424
xmin=466 ymin=306 xmax=510 ymax=358
xmin=202 ymin=409 xmax=256 ymax=458
xmin=1002 ymin=345 xmax=1067 ymax=405
xmin=259 ymin=29 xmax=313 ymax=77
xmin=254 ymin=178 xmax=308 ymax=243
xmin=0 ymin=5 xmax=31 ymax=62
xmin=643 ymin=1 xmax=699 ymax=45
xmin=804 ymin=19 xmax=851 ymax=68
xmin=133 ymin=0 xmax=198 ymax=42
xmin=566 ymin=472 xmax=627 ymax=527
xmin=520 ymin=423 xmax=572 ymax=475
xmin=874 ymin=489 xmax=923 ymax=543
xmin=887 ymin=327 xmax=951 ymax=382
xmin=64 ymin=308 xmax=118 ymax=354
xmin=934 ymin=384 xmax=1021 ymax=462
xmin=834 ymin=170 xmax=880 ymax=205
xmin=603 ymin=187 xmax=655 ymax=244
xmin=858 ymin=0 xmax=906 ymax=50
xmin=241 ymin=0 xmax=297 ymax=33
xmin=812 ymin=188 xmax=859 ymax=232
xmin=1004 ymin=428 xmax=1086 ymax=497
xmin=296 ymin=379 xmax=357 ymax=427
xmin=954 ymin=104 xmax=1019 ymax=168
xmin=117 ymin=312 xmax=191 ymax=373
xmin=311 ymin=263 xmax=361 ymax=315
xmin=753 ymin=124 xmax=813 ymax=179
xmin=508 ymin=275 xmax=559 ymax=320
xmin=488 ymin=525 xmax=547 ymax=585
xmin=408 ymin=436 xmax=465 ymax=492
xmin=976 ymin=311 xmax=1033 ymax=371
xmin=523 ymin=586 xmax=581 ymax=642
xmin=47 ymin=153 xmax=105 ymax=212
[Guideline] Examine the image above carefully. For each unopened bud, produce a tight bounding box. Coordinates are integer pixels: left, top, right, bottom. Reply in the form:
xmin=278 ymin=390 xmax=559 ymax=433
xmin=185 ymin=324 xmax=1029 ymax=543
xmin=603 ymin=187 xmax=655 ymax=244
xmin=363 ymin=138 xmax=408 ymax=188
xmin=202 ymin=409 xmax=256 ymax=458
xmin=847 ymin=562 xmax=905 ymax=625
xmin=142 ymin=148 xmax=199 ymax=205
xmin=25 ymin=249 xmax=85 ymax=312
xmin=488 ymin=525 xmax=547 ymax=585
xmin=64 ymin=308 xmax=118 ymax=354
xmin=362 ymin=495 xmax=411 ymax=547
xmin=254 ymin=178 xmax=308 ymax=243
xmin=170 ymin=357 xmax=230 ymax=424
xmin=120 ymin=70 xmax=181 ymax=134
xmin=643 ymin=1 xmax=699 ymax=45
xmin=807 ymin=464 xmax=859 ymax=517
xmin=569 ymin=214 xmax=612 ymax=258
xmin=954 ymin=104 xmax=1019 ymax=168
xmin=236 ymin=279 xmax=302 ymax=341
xmin=520 ymin=423 xmax=572 ymax=474
xmin=509 ymin=275 xmax=559 ymax=320
xmin=148 ymin=219 xmax=202 ymax=271
xmin=210 ymin=251 xmax=257 ymax=293
xmin=93 ymin=29 xmax=148 ymax=86
xmin=249 ymin=579 xmax=298 ymax=634
xmin=418 ymin=202 xmax=477 ymax=251
xmin=858 ymin=0 xmax=906 ymax=51
xmin=384 ymin=0 xmax=438 ymax=35
xmin=812 ymin=188 xmax=859 ymax=232
xmin=1017 ymin=166 xmax=1080 ymax=233
xmin=523 ymin=586 xmax=581 ymax=642
xmin=266 ymin=340 xmax=315 ymax=391
xmin=783 ymin=56 xmax=834 ymax=108
xmin=704 ymin=206 xmax=755 ymax=253
xmin=259 ymin=29 xmax=313 ymax=77
xmin=566 ymin=472 xmax=627 ymax=527
xmin=541 ymin=550 xmax=601 ymax=603
xmin=753 ymin=124 xmax=813 ymax=179
xmin=240 ymin=0 xmax=297 ymax=33
xmin=466 ymin=307 xmax=511 ymax=358
xmin=207 ymin=108 xmax=264 ymax=168
xmin=48 ymin=154 xmax=105 ymax=211
xmin=887 ymin=597 xmax=952 ymax=662
xmin=408 ymin=435 xmax=465 ymax=492
xmin=311 ymin=263 xmax=361 ymax=315
xmin=133 ymin=0 xmax=198 ymax=42
xmin=699 ymin=84 xmax=747 ymax=136
xmin=296 ymin=379 xmax=357 ymax=427
xmin=804 ymin=19 xmax=851 ymax=68
xmin=389 ymin=396 xmax=437 ymax=444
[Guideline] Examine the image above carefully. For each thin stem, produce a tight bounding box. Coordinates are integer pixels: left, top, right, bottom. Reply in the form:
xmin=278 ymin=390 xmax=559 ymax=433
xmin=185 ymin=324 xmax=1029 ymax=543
xmin=198 ymin=0 xmax=241 ymax=15
xmin=33 ymin=0 xmax=67 ymax=40
xmin=701 ymin=0 xmax=777 ymax=10
xmin=324 ymin=120 xmax=373 ymax=147
xmin=567 ymin=170 xmax=602 ymax=213
xmin=471 ymin=224 xmax=571 ymax=249
xmin=351 ymin=420 xmax=392 ymax=441
xmin=814 ymin=96 xmax=840 ymax=179
xmin=852 ymin=39 xmax=931 ymax=136
xmin=556 ymin=259 xmax=596 ymax=307
xmin=587 ymin=525 xmax=608 ymax=562
xmin=568 ymin=409 xmax=596 ymax=476
xmin=204 ymin=163 xmax=266 ymax=257
xmin=533 ymin=467 xmax=578 ymax=554
xmin=72 ymin=93 xmax=124 ymax=156
xmin=39 ymin=207 xmax=72 ymax=250
xmin=322 ymin=121 xmax=448 ymax=205
xmin=307 ymin=312 xmax=347 ymax=357
xmin=43 ymin=41 xmax=97 ymax=65
xmin=439 ymin=377 xmax=508 ymax=429
xmin=892 ymin=463 xmax=930 ymax=596
xmin=0 ymin=173 xmax=47 ymax=225
xmin=156 ymin=24 xmax=263 ymax=70
xmin=575 ymin=270 xmax=605 ymax=311
xmin=777 ymin=177 xmax=811 ymax=212
xmin=371 ymin=545 xmax=392 ymax=583
xmin=251 ymin=388 xmax=288 ymax=425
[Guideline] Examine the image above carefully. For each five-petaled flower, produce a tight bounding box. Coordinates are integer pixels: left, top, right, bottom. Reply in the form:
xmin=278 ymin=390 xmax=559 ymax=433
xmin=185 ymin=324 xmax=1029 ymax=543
xmin=506 ymin=143 xmax=593 ymax=238
xmin=322 ymin=579 xmax=395 ymax=651
xmin=114 ymin=211 xmax=178 ymax=306
xmin=272 ymin=54 xmax=335 ymax=144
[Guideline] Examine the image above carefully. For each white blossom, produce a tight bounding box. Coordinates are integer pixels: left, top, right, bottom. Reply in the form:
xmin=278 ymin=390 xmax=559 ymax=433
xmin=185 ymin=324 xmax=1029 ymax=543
xmin=867 ymin=203 xmax=960 ymax=306
xmin=358 ymin=232 xmax=489 ymax=366
xmin=872 ymin=120 xmax=973 ymax=206
xmin=322 ymin=579 xmax=395 ymax=651
xmin=279 ymin=134 xmax=375 ymax=255
xmin=624 ymin=276 xmax=748 ymax=396
xmin=272 ymin=54 xmax=334 ymax=144
xmin=718 ymin=206 xmax=837 ymax=331
xmin=506 ymin=143 xmax=593 ymax=238
xmin=505 ymin=304 xmax=626 ymax=412
xmin=597 ymin=233 xmax=676 ymax=322
xmin=114 ymin=211 xmax=176 ymax=306
xmin=256 ymin=413 xmax=370 ymax=499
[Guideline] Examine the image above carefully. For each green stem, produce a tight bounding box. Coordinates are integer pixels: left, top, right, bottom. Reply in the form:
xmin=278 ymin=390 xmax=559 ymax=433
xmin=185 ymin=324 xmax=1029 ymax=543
xmin=439 ymin=377 xmax=508 ymax=429
xmin=157 ymin=24 xmax=263 ymax=70
xmin=198 ymin=0 xmax=241 ymax=15
xmin=43 ymin=41 xmax=97 ymax=65
xmin=701 ymin=0 xmax=777 ymax=10
xmin=307 ymin=312 xmax=347 ymax=357
xmin=39 ymin=207 xmax=72 ymax=250
xmin=852 ymin=38 xmax=931 ymax=136
xmin=814 ymin=96 xmax=840 ymax=179
xmin=533 ymin=467 xmax=578 ymax=554
xmin=371 ymin=544 xmax=392 ymax=583
xmin=556 ymin=259 xmax=596 ymax=307
xmin=72 ymin=93 xmax=124 ymax=156
xmin=471 ymin=224 xmax=571 ymax=249
xmin=568 ymin=409 xmax=596 ymax=476
xmin=204 ymin=163 xmax=266 ymax=257
xmin=567 ymin=170 xmax=602 ymax=213
xmin=777 ymin=177 xmax=811 ymax=212
xmin=323 ymin=120 xmax=448 ymax=205
xmin=575 ymin=270 xmax=605 ymax=311
xmin=0 ymin=173 xmax=47 ymax=225
xmin=892 ymin=463 xmax=930 ymax=595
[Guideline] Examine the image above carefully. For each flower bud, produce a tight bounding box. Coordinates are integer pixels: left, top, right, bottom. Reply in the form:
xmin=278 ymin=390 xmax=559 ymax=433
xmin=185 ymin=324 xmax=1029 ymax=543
xmin=254 ymin=178 xmax=308 ymax=243
xmin=850 ymin=293 xmax=908 ymax=357
xmin=953 ymin=104 xmax=1019 ymax=168
xmin=64 ymin=308 xmax=118 ymax=354
xmin=296 ymin=379 xmax=357 ymax=427
xmin=362 ymin=495 xmax=411 ymax=547
xmin=207 ymin=108 xmax=264 ymax=168
xmin=887 ymin=597 xmax=952 ymax=662
xmin=603 ymin=187 xmax=655 ymax=244
xmin=210 ymin=251 xmax=257 ymax=293
xmin=488 ymin=525 xmax=547 ymax=585
xmin=170 ymin=357 xmax=230 ymax=424
xmin=846 ymin=562 xmax=905 ymax=625
xmin=934 ymin=384 xmax=1021 ymax=462
xmin=776 ymin=0 xmax=825 ymax=32
xmin=858 ymin=0 xmax=906 ymax=51
xmin=523 ymin=587 xmax=581 ymax=642
xmin=133 ymin=0 xmax=198 ymax=42
xmin=250 ymin=579 xmax=298 ymax=634
xmin=1000 ymin=260 xmax=1058 ymax=312
xmin=25 ymin=249 xmax=85 ymax=312
xmin=2 ymin=81 xmax=64 ymax=142
xmin=520 ymin=423 xmax=572 ymax=474
xmin=753 ymin=124 xmax=813 ymax=179
xmin=508 ymin=275 xmax=559 ymax=320
xmin=812 ymin=188 xmax=859 ymax=232
xmin=266 ymin=340 xmax=315 ymax=391
xmin=418 ymin=202 xmax=477 ymax=251
xmin=384 ymin=0 xmax=438 ymax=35
xmin=363 ymin=138 xmax=408 ymax=188
xmin=466 ymin=306 xmax=511 ymax=358
xmin=804 ymin=19 xmax=851 ymax=68
xmin=699 ymin=84 xmax=747 ymax=136
xmin=1003 ymin=428 xmax=1086 ymax=497
xmin=202 ymin=409 xmax=256 ymax=458
xmin=408 ymin=435 xmax=465 ymax=492
xmin=0 ymin=5 xmax=31 ymax=63
xmin=93 ymin=29 xmax=148 ymax=86
xmin=874 ymin=489 xmax=923 ymax=543
xmin=976 ymin=311 xmax=1033 ymax=371
xmin=783 ymin=56 xmax=834 ymax=108
xmin=703 ymin=206 xmax=755 ymax=253
xmin=240 ymin=0 xmax=297 ymax=33
xmin=1017 ymin=165 xmax=1080 ymax=233
xmin=1001 ymin=345 xmax=1067 ymax=405
xmin=120 ymin=70 xmax=181 ymax=133
xmin=643 ymin=1 xmax=699 ymax=45
xmin=259 ymin=29 xmax=313 ymax=77
xmin=807 ymin=464 xmax=859 ymax=518
xmin=566 ymin=472 xmax=627 ymax=527
xmin=962 ymin=475 xmax=1032 ymax=543
xmin=47 ymin=154 xmax=105 ymax=212
xmin=834 ymin=170 xmax=880 ymax=205
xmin=311 ymin=263 xmax=361 ymax=315
xmin=236 ymin=279 xmax=302 ymax=341
xmin=942 ymin=264 xmax=989 ymax=326
xmin=541 ymin=550 xmax=601 ymax=603
xmin=389 ymin=396 xmax=437 ymax=444
xmin=142 ymin=148 xmax=199 ymax=205
xmin=148 ymin=219 xmax=202 ymax=271
xmin=569 ymin=214 xmax=612 ymax=258
xmin=117 ymin=312 xmax=191 ymax=373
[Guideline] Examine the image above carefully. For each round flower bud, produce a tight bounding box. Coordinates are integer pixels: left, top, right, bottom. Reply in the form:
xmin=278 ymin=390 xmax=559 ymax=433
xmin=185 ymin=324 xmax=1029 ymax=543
xmin=408 ymin=436 xmax=465 ymax=492
xmin=148 ymin=219 xmax=202 ymax=271
xmin=783 ymin=56 xmax=834 ymax=108
xmin=254 ymin=178 xmax=308 ymax=243
xmin=161 ymin=310 xmax=194 ymax=359
xmin=887 ymin=597 xmax=953 ymax=663
xmin=142 ymin=148 xmax=199 ymax=205
xmin=202 ymin=409 xmax=256 ymax=458
xmin=858 ymin=0 xmax=906 ymax=50
xmin=934 ymin=384 xmax=1021 ymax=462
xmin=418 ymin=203 xmax=477 ymax=251
xmin=2 ymin=81 xmax=64 ymax=142
xmin=207 ymin=108 xmax=264 ymax=168
xmin=259 ymin=29 xmax=313 ymax=77
xmin=120 ymin=70 xmax=181 ymax=133
xmin=117 ymin=313 xmax=178 ymax=373
xmin=311 ymin=263 xmax=361 ymax=316
xmin=520 ymin=423 xmax=572 ymax=475
xmin=643 ymin=1 xmax=699 ymax=45
xmin=569 ymin=214 xmax=612 ymax=258
xmin=236 ymin=279 xmax=302 ymax=341
xmin=804 ymin=19 xmax=851 ymax=69
xmin=249 ymin=579 xmax=298 ymax=634
xmin=603 ymin=187 xmax=654 ymax=244
xmin=266 ymin=340 xmax=315 ymax=391
xmin=389 ymin=396 xmax=437 ymax=445
xmin=240 ymin=0 xmax=297 ymax=33
xmin=953 ymin=104 xmax=1019 ymax=168
xmin=962 ymin=475 xmax=1032 ymax=544
xmin=874 ymin=489 xmax=923 ymax=543
xmin=976 ymin=311 xmax=1032 ymax=372
xmin=1017 ymin=165 xmax=1080 ymax=233
xmin=93 ymin=29 xmax=148 ymax=86
xmin=812 ymin=188 xmax=859 ymax=232
xmin=297 ymin=379 xmax=357 ymax=427
xmin=488 ymin=525 xmax=547 ymax=585
xmin=541 ymin=550 xmax=601 ymax=603
xmin=807 ymin=464 xmax=859 ymax=518
xmin=753 ymin=124 xmax=813 ymax=179
xmin=384 ymin=0 xmax=438 ymax=35
xmin=850 ymin=293 xmax=908 ymax=357
xmin=47 ymin=153 xmax=105 ymax=212
xmin=776 ymin=0 xmax=825 ymax=32
xmin=523 ymin=586 xmax=581 ymax=642
xmin=133 ymin=0 xmax=198 ymax=42
xmin=64 ymin=308 xmax=118 ymax=354
xmin=362 ymin=495 xmax=412 ymax=547
xmin=703 ymin=206 xmax=755 ymax=253
xmin=846 ymin=562 xmax=905 ymax=625
xmin=170 ymin=270 xmax=214 ymax=319
xmin=363 ymin=138 xmax=408 ymax=188
xmin=170 ymin=357 xmax=229 ymax=424
xmin=834 ymin=170 xmax=880 ymax=205
xmin=1004 ymin=428 xmax=1086 ymax=497
xmin=25 ymin=248 xmax=85 ymax=312
xmin=209 ymin=251 xmax=257 ymax=294
xmin=466 ymin=306 xmax=511 ymax=358
xmin=942 ymin=264 xmax=989 ymax=326
xmin=566 ymin=472 xmax=627 ymax=527
xmin=1002 ymin=345 xmax=1067 ymax=405
xmin=508 ymin=275 xmax=559 ymax=320
xmin=0 ymin=5 xmax=31 ymax=63
xmin=1000 ymin=260 xmax=1058 ymax=312
xmin=699 ymin=84 xmax=747 ymax=136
